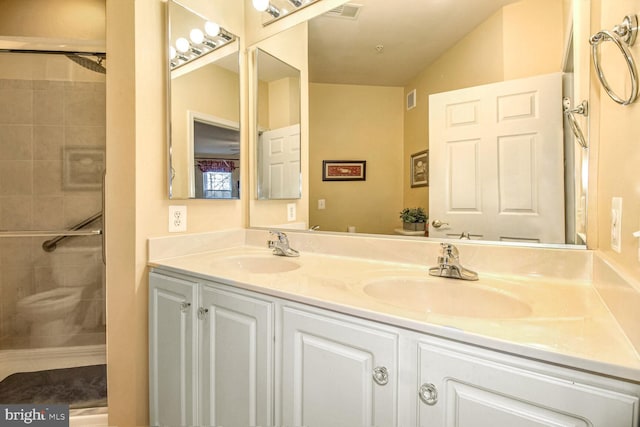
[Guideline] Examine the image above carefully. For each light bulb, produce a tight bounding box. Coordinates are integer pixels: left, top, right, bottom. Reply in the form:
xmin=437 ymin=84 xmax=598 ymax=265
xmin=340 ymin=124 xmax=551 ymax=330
xmin=169 ymin=46 xmax=177 ymax=60
xmin=204 ymin=21 xmax=220 ymax=37
xmin=175 ymin=37 xmax=190 ymax=53
xmin=190 ymin=28 xmax=204 ymax=44
xmin=252 ymin=0 xmax=269 ymax=12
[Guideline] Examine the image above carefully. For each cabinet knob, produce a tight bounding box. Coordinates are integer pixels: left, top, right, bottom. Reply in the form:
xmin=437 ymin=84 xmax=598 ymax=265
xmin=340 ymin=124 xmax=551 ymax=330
xmin=198 ymin=307 xmax=209 ymax=320
xmin=179 ymin=302 xmax=191 ymax=313
xmin=372 ymin=366 xmax=389 ymax=386
xmin=419 ymin=383 xmax=438 ymax=405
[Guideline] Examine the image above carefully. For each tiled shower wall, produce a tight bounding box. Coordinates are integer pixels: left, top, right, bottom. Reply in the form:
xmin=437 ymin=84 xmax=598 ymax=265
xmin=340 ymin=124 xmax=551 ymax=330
xmin=0 ymin=54 xmax=106 ymax=348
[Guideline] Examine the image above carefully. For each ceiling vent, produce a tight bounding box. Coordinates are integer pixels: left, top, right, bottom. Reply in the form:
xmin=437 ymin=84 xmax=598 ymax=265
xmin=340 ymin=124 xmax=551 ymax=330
xmin=324 ymin=3 xmax=362 ymax=20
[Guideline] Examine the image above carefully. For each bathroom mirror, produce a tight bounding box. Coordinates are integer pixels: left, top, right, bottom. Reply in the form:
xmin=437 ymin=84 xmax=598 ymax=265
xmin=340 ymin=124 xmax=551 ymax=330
xmin=250 ymin=0 xmax=590 ymax=247
xmin=255 ymin=48 xmax=302 ymax=200
xmin=167 ymin=0 xmax=241 ymax=199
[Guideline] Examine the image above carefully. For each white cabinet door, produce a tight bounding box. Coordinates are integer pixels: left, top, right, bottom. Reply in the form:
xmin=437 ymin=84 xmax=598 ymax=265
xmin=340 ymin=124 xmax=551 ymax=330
xmin=417 ymin=339 xmax=639 ymax=427
xmin=199 ymin=284 xmax=274 ymax=427
xmin=149 ymin=272 xmax=197 ymax=427
xmin=281 ymin=305 xmax=398 ymax=427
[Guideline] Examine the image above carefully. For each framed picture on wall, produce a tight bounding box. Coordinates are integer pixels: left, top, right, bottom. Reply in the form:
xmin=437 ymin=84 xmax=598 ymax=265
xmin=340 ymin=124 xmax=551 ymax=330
xmin=322 ymin=160 xmax=367 ymax=181
xmin=410 ymin=150 xmax=428 ymax=187
xmin=63 ymin=147 xmax=105 ymax=190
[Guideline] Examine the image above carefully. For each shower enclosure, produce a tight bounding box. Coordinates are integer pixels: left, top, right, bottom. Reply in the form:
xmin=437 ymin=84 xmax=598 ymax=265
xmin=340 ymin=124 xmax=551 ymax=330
xmin=0 ymin=51 xmax=107 ymax=412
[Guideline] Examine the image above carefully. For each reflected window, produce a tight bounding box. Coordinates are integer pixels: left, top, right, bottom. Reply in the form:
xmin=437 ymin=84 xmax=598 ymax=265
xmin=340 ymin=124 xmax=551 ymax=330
xmin=203 ymin=171 xmax=232 ymax=199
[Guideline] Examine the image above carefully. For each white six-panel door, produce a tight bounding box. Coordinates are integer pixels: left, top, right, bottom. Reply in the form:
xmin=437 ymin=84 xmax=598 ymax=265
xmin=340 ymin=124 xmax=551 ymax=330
xmin=259 ymin=124 xmax=301 ymax=199
xmin=429 ymin=73 xmax=565 ymax=243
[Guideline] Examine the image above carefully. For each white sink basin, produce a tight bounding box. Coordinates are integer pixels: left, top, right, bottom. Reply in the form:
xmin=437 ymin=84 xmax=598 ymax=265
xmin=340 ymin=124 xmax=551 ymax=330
xmin=363 ymin=277 xmax=532 ymax=318
xmin=215 ymin=255 xmax=300 ymax=274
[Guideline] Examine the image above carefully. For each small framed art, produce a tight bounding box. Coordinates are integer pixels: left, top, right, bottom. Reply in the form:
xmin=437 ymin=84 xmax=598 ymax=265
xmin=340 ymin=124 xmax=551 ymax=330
xmin=410 ymin=150 xmax=428 ymax=187
xmin=322 ymin=160 xmax=366 ymax=181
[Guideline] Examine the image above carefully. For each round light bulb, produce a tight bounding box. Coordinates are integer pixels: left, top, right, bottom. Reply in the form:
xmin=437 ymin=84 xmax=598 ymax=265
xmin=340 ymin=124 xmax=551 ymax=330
xmin=204 ymin=21 xmax=220 ymax=37
xmin=169 ymin=46 xmax=177 ymax=60
xmin=252 ymin=0 xmax=269 ymax=12
xmin=175 ymin=37 xmax=190 ymax=53
xmin=190 ymin=28 xmax=204 ymax=44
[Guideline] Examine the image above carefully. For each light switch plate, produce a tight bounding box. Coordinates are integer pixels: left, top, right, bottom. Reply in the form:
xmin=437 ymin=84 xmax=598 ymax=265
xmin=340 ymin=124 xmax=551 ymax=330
xmin=287 ymin=203 xmax=296 ymax=221
xmin=611 ymin=197 xmax=622 ymax=253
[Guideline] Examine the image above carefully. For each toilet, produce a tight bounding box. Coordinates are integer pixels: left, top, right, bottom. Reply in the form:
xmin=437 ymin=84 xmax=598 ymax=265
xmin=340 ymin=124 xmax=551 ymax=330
xmin=16 ymin=245 xmax=102 ymax=347
xmin=17 ymin=288 xmax=83 ymax=347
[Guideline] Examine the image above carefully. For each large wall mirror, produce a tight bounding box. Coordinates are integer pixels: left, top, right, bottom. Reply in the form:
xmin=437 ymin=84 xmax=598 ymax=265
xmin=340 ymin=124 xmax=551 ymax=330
xmin=255 ymin=48 xmax=302 ymax=200
xmin=250 ymin=0 xmax=590 ymax=247
xmin=167 ymin=0 xmax=241 ymax=199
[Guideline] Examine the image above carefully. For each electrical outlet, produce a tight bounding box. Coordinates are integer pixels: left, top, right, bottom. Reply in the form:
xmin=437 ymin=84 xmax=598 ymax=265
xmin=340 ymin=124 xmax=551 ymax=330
xmin=611 ymin=197 xmax=622 ymax=253
xmin=169 ymin=205 xmax=187 ymax=232
xmin=287 ymin=203 xmax=296 ymax=221
xmin=318 ymin=199 xmax=326 ymax=210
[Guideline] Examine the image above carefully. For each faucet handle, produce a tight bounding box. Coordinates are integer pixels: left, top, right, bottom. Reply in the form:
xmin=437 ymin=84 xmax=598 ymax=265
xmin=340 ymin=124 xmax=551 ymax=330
xmin=269 ymin=230 xmax=287 ymax=241
xmin=440 ymin=243 xmax=459 ymax=259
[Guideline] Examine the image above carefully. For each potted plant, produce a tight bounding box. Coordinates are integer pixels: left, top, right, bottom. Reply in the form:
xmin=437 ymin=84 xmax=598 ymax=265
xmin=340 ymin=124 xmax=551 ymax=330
xmin=399 ymin=207 xmax=428 ymax=231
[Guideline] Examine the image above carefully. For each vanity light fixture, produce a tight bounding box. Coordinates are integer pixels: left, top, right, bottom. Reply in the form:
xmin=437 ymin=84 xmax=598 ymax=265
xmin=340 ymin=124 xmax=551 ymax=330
xmin=253 ymin=0 xmax=281 ymax=19
xmin=253 ymin=0 xmax=320 ymax=24
xmin=190 ymin=28 xmax=216 ymax=49
xmin=176 ymin=37 xmax=200 ymax=55
xmin=170 ymin=20 xmax=236 ymax=70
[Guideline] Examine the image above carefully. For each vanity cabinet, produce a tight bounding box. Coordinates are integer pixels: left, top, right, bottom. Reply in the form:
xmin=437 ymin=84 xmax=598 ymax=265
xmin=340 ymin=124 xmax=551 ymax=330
xmin=149 ymin=272 xmax=274 ymax=427
xmin=149 ymin=269 xmax=640 ymax=427
xmin=280 ymin=305 xmax=399 ymax=427
xmin=415 ymin=337 xmax=639 ymax=427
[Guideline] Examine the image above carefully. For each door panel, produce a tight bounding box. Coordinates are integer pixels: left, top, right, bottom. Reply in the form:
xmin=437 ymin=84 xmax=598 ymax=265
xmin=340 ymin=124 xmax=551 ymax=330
xmin=430 ymin=73 xmax=565 ymax=243
xmin=259 ymin=124 xmax=301 ymax=199
xmin=200 ymin=285 xmax=274 ymax=427
xmin=417 ymin=341 xmax=639 ymax=427
xmin=148 ymin=272 xmax=197 ymax=427
xmin=281 ymin=306 xmax=398 ymax=427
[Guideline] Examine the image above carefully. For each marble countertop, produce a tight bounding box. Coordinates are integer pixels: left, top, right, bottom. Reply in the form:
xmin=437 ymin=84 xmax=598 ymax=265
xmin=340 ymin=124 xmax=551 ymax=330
xmin=149 ymin=245 xmax=640 ymax=383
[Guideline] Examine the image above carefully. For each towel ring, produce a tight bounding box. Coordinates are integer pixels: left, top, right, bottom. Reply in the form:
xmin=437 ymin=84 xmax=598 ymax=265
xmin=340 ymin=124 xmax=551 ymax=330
xmin=590 ymin=15 xmax=639 ymax=105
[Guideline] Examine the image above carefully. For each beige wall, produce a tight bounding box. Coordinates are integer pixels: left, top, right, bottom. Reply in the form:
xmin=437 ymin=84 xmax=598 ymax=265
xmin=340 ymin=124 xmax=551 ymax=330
xmin=592 ymin=0 xmax=640 ymax=277
xmin=268 ymin=77 xmax=301 ymax=129
xmin=0 ymin=0 xmax=104 ymax=44
xmin=309 ymin=83 xmax=404 ymax=234
xmin=502 ymin=0 xmax=565 ymax=80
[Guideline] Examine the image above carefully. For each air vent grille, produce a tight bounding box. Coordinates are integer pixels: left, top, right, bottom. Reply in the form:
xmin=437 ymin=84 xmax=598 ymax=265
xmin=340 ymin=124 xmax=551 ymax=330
xmin=325 ymin=3 xmax=362 ymax=19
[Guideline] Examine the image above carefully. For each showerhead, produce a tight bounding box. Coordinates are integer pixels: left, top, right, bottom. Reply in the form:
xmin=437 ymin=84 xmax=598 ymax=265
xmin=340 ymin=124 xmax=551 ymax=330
xmin=65 ymin=54 xmax=106 ymax=74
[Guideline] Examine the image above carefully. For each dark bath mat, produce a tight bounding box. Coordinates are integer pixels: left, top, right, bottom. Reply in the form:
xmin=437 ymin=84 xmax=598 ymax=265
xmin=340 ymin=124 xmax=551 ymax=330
xmin=0 ymin=364 xmax=107 ymax=409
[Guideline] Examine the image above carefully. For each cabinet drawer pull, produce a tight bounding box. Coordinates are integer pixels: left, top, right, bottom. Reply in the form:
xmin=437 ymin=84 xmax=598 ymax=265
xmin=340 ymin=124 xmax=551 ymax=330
xmin=372 ymin=366 xmax=389 ymax=385
xmin=419 ymin=383 xmax=438 ymax=405
xmin=198 ymin=307 xmax=209 ymax=320
xmin=180 ymin=302 xmax=191 ymax=313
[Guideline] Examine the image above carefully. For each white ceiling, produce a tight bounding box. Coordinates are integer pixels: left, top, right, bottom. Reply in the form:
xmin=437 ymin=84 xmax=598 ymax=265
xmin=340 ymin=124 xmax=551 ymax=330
xmin=308 ymin=0 xmax=520 ymax=86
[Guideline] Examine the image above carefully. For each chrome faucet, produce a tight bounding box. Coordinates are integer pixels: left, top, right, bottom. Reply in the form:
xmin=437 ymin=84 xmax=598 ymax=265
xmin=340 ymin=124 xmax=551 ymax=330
xmin=267 ymin=230 xmax=300 ymax=257
xmin=429 ymin=243 xmax=478 ymax=281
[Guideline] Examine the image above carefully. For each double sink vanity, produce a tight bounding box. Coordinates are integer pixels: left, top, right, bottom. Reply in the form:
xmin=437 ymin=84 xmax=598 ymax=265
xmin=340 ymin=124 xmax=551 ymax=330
xmin=148 ymin=229 xmax=640 ymax=427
